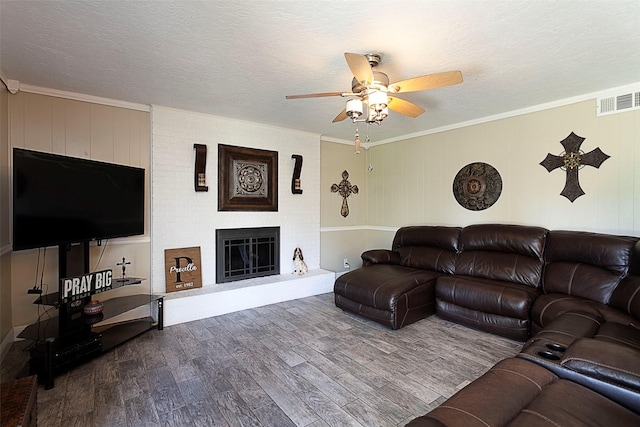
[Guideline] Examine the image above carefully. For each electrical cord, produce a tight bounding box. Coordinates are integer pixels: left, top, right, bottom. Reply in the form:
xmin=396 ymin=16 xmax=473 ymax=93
xmin=28 ymin=248 xmax=43 ymax=294
xmin=93 ymin=239 xmax=108 ymax=272
xmin=35 ymin=283 xmax=53 ymax=344
xmin=40 ymin=247 xmax=46 ymax=288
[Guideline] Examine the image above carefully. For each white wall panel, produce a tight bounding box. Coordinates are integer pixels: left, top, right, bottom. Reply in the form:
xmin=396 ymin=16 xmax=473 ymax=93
xmin=151 ymin=106 xmax=321 ymax=294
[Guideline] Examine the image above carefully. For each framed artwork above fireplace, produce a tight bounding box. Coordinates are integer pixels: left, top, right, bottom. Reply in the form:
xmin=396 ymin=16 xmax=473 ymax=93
xmin=218 ymin=144 xmax=278 ymax=211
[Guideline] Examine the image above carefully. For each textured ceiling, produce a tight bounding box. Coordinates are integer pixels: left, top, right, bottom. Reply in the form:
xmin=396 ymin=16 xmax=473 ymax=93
xmin=1 ymin=1 xmax=639 ymax=142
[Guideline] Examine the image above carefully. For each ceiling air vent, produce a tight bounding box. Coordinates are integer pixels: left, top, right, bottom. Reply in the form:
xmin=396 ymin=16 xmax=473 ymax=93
xmin=597 ymin=85 xmax=640 ymax=116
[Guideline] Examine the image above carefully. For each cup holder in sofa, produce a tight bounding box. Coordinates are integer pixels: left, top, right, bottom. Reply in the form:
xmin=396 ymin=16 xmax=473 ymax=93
xmin=546 ymin=343 xmax=567 ymax=352
xmin=537 ymin=350 xmax=561 ymax=361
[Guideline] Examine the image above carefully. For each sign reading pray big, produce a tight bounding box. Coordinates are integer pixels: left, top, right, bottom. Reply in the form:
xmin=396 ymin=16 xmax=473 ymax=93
xmin=61 ymin=269 xmax=113 ymax=303
xmin=164 ymin=246 xmax=203 ymax=293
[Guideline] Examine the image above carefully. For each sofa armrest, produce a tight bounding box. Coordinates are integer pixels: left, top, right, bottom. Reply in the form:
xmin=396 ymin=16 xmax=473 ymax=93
xmin=361 ymin=249 xmax=400 ymax=267
xmin=561 ymin=338 xmax=640 ymax=392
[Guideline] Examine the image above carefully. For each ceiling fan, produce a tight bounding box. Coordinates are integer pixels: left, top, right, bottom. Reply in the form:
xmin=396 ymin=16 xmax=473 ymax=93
xmin=285 ymin=53 xmax=463 ymax=125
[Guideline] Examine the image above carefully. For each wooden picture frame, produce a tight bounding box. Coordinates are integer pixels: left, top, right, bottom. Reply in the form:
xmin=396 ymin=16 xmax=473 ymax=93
xmin=218 ymin=144 xmax=278 ymax=211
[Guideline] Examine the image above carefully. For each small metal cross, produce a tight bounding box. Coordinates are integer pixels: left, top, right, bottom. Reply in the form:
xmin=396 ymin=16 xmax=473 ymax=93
xmin=331 ymin=170 xmax=359 ymax=217
xmin=117 ymin=257 xmax=131 ymax=280
xmin=540 ymin=132 xmax=610 ymax=202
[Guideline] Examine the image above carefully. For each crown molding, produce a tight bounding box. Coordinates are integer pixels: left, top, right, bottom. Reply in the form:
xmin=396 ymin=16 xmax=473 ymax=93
xmin=320 ymin=135 xmax=372 ymax=151
xmin=320 ymin=135 xmax=352 ymax=145
xmin=370 ymin=81 xmax=640 ymax=147
xmin=18 ymin=84 xmax=150 ymax=112
xmin=151 ymin=104 xmax=322 ymax=140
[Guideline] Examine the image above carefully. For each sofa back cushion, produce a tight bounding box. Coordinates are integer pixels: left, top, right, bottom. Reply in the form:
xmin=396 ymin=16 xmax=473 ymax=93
xmin=392 ymin=226 xmax=461 ymax=274
xmin=543 ymin=231 xmax=639 ymax=304
xmin=456 ymin=224 xmax=548 ymax=287
xmin=609 ymin=241 xmax=640 ymax=322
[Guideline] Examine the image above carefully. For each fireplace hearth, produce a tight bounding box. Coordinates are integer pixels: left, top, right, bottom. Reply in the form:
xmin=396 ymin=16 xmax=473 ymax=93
xmin=216 ymin=227 xmax=280 ymax=283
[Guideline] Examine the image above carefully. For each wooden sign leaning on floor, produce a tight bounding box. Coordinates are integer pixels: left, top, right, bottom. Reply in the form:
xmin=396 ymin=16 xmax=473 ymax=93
xmin=165 ymin=246 xmax=203 ymax=292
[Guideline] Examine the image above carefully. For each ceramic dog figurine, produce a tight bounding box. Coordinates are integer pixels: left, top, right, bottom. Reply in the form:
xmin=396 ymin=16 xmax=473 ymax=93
xmin=293 ymin=247 xmax=308 ymax=275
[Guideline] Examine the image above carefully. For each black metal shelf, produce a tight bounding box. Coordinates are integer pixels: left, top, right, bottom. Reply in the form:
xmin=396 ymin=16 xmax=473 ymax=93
xmin=20 ymin=266 xmax=163 ymax=389
xmin=18 ymin=293 xmax=163 ymax=341
xmin=96 ymin=317 xmax=159 ymax=352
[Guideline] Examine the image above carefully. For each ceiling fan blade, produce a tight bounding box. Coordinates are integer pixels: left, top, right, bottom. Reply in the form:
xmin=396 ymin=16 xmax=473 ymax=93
xmin=388 ymin=97 xmax=425 ymax=118
xmin=285 ymin=91 xmax=345 ymax=99
xmin=332 ymin=109 xmax=348 ymax=123
xmin=344 ymin=53 xmax=374 ymax=85
xmin=389 ymin=70 xmax=463 ymax=94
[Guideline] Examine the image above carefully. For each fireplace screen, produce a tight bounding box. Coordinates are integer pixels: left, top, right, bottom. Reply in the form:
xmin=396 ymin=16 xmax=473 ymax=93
xmin=216 ymin=227 xmax=280 ymax=283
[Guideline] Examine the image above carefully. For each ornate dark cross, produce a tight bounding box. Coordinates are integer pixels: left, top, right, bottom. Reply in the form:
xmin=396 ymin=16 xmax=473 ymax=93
xmin=117 ymin=257 xmax=131 ymax=280
xmin=539 ymin=132 xmax=610 ymax=202
xmin=331 ymin=170 xmax=359 ymax=217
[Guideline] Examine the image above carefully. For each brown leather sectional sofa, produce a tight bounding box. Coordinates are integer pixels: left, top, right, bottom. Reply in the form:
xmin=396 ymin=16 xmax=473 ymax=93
xmin=333 ymin=224 xmax=640 ymax=426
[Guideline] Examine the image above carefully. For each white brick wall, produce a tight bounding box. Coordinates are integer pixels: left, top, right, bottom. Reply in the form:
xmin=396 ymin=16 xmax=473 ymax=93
xmin=150 ymin=106 xmax=321 ymax=294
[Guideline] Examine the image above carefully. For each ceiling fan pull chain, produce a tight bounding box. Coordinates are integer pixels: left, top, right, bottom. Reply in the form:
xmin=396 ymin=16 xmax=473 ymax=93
xmin=354 ymin=125 xmax=361 ymax=154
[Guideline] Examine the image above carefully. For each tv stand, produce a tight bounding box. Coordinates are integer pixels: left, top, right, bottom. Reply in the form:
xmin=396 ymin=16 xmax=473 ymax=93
xmin=17 ymin=242 xmax=163 ymax=389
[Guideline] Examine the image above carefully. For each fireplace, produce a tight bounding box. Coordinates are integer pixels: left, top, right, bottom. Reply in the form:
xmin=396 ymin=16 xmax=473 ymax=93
xmin=216 ymin=227 xmax=280 ymax=283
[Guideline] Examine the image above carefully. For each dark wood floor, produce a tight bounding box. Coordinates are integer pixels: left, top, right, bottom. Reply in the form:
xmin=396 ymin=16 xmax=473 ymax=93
xmin=1 ymin=293 xmax=521 ymax=426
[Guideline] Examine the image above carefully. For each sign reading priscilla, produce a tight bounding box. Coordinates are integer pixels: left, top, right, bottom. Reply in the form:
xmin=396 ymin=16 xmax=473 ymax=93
xmin=164 ymin=246 xmax=203 ymax=293
xmin=61 ymin=269 xmax=113 ymax=303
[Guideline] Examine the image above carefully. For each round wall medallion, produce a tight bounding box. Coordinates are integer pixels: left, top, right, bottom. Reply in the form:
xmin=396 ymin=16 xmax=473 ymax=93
xmin=453 ymin=162 xmax=502 ymax=211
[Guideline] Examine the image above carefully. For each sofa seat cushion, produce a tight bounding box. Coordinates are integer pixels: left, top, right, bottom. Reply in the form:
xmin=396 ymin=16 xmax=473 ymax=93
xmin=406 ymin=357 xmax=640 ymax=427
xmin=335 ymin=264 xmax=440 ymax=311
xmin=436 ymin=275 xmax=540 ymax=320
xmin=334 ymin=264 xmax=441 ymax=329
xmin=435 ymin=276 xmax=540 ymax=341
xmin=532 ymin=293 xmax=638 ymax=332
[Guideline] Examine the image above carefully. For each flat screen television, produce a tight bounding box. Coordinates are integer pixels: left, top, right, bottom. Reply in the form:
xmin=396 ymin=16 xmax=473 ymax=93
xmin=12 ymin=148 xmax=145 ymax=251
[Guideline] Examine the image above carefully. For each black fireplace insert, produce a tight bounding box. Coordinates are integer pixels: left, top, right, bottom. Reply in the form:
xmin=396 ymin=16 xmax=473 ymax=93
xmin=216 ymin=227 xmax=280 ymax=283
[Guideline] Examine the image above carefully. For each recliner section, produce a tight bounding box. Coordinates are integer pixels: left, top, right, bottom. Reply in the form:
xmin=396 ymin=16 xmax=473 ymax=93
xmin=405 ymin=357 xmax=640 ymax=427
xmin=334 ymin=225 xmax=461 ymax=329
xmin=435 ymin=224 xmax=547 ymax=340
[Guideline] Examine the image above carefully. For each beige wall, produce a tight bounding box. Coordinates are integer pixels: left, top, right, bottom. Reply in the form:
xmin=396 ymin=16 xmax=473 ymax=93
xmin=320 ymin=99 xmax=640 ymax=268
xmin=366 ymin=100 xmax=640 ymax=235
xmin=320 ymin=140 xmax=370 ymax=271
xmin=9 ymin=92 xmax=151 ymax=327
xmin=1 ymin=81 xmax=12 ymax=350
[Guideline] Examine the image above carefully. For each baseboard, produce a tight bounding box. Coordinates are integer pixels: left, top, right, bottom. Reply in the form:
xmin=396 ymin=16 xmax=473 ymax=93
xmin=163 ymin=269 xmax=335 ymax=326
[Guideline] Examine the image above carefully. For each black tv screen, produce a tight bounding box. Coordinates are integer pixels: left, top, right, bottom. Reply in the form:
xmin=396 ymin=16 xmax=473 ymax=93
xmin=13 ymin=148 xmax=145 ymax=251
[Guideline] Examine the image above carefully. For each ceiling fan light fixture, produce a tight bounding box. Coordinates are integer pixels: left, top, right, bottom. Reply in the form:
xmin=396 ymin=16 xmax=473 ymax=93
xmin=285 ymin=51 xmax=463 ymax=130
xmin=346 ymin=98 xmax=363 ymax=118
xmin=368 ymin=106 xmax=388 ymax=123
xmin=367 ymin=91 xmax=388 ymax=112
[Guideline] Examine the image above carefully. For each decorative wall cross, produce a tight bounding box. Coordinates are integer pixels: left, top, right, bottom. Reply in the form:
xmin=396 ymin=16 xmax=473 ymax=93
xmin=539 ymin=132 xmax=610 ymax=202
xmin=331 ymin=170 xmax=359 ymax=217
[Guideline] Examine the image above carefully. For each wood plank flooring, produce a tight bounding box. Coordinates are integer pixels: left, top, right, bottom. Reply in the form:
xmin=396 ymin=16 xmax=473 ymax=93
xmin=1 ymin=293 xmax=522 ymax=426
